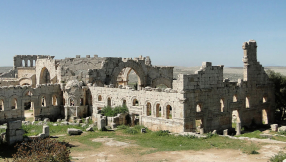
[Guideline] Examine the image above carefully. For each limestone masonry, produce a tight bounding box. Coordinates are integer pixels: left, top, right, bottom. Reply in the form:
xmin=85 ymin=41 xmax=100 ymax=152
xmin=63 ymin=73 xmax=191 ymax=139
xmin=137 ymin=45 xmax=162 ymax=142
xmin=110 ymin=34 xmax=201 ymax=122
xmin=0 ymin=40 xmax=275 ymax=133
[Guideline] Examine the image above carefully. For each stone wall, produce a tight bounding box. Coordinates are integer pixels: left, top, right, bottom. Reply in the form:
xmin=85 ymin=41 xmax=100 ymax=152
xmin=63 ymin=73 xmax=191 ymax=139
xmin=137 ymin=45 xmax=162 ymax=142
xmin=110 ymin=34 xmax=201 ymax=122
xmin=0 ymin=84 xmax=63 ymax=124
xmin=89 ymin=86 xmax=185 ymax=133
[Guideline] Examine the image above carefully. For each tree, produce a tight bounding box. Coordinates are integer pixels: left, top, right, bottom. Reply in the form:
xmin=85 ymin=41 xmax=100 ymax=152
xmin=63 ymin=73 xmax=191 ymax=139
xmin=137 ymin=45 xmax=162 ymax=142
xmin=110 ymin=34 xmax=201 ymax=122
xmin=266 ymin=70 xmax=286 ymax=120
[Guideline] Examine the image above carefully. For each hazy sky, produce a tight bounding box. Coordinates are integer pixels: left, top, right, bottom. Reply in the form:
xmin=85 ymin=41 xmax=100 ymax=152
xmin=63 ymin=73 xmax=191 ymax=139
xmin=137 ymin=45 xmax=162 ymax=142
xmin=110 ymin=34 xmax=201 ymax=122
xmin=0 ymin=0 xmax=285 ymax=67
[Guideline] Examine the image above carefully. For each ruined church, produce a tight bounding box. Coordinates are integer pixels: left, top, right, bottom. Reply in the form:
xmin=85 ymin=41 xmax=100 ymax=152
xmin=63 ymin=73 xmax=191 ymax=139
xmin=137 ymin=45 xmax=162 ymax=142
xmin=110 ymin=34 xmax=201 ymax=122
xmin=0 ymin=40 xmax=275 ymax=133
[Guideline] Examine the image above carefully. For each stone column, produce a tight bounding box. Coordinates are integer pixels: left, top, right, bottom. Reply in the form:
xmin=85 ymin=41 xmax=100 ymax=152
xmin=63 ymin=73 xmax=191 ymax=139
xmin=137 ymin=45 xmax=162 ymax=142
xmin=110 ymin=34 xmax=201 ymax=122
xmin=223 ymin=129 xmax=228 ymax=136
xmin=236 ymin=122 xmax=241 ymax=135
xmin=200 ymin=128 xmax=204 ymax=134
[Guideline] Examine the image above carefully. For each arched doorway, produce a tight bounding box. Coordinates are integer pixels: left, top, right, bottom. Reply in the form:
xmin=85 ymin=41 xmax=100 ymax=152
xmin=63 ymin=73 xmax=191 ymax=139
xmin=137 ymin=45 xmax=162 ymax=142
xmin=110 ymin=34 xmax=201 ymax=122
xmin=40 ymin=67 xmax=51 ymax=84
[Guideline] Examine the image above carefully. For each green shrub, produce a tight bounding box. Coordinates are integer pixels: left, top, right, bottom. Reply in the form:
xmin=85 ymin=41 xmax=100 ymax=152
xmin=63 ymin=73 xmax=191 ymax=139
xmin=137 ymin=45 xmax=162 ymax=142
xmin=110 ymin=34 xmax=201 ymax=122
xmin=101 ymin=105 xmax=129 ymax=117
xmin=125 ymin=127 xmax=139 ymax=134
xmin=242 ymin=142 xmax=259 ymax=154
xmin=206 ymin=132 xmax=218 ymax=138
xmin=278 ymin=131 xmax=286 ymax=136
xmin=116 ymin=125 xmax=128 ymax=130
xmin=153 ymin=130 xmax=170 ymax=136
xmin=270 ymin=151 xmax=286 ymax=162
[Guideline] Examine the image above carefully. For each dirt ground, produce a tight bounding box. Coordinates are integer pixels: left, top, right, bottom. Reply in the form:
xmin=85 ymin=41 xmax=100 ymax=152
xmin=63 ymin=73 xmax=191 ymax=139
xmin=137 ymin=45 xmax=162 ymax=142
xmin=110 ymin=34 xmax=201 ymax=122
xmin=70 ymin=137 xmax=286 ymax=162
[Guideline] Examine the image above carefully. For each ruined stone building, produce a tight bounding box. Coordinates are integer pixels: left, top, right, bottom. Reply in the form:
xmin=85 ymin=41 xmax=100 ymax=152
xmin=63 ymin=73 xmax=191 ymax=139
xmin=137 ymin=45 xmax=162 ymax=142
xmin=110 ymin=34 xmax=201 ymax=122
xmin=0 ymin=40 xmax=275 ymax=133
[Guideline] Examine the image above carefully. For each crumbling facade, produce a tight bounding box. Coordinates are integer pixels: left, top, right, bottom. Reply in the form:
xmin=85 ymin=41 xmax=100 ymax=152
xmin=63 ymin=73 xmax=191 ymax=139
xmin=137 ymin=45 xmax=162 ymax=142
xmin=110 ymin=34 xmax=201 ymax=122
xmin=0 ymin=40 xmax=275 ymax=133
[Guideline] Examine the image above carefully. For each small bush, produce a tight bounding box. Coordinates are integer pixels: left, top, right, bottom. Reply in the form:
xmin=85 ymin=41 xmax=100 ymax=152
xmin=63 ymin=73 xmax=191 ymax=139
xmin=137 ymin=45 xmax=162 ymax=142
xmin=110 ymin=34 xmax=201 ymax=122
xmin=242 ymin=142 xmax=259 ymax=154
xmin=278 ymin=131 xmax=286 ymax=136
xmin=101 ymin=105 xmax=129 ymax=117
xmin=206 ymin=132 xmax=218 ymax=138
xmin=9 ymin=138 xmax=70 ymax=162
xmin=125 ymin=127 xmax=139 ymax=134
xmin=117 ymin=125 xmax=128 ymax=130
xmin=270 ymin=151 xmax=286 ymax=162
xmin=153 ymin=130 xmax=170 ymax=136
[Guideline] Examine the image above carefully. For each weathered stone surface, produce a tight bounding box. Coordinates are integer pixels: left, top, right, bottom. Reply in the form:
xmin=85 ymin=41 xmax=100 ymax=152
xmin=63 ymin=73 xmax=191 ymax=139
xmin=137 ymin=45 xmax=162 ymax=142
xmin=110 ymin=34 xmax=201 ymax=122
xmin=0 ymin=40 xmax=276 ymax=135
xmin=223 ymin=129 xmax=228 ymax=136
xmin=271 ymin=124 xmax=278 ymax=132
xmin=44 ymin=118 xmax=50 ymax=122
xmin=260 ymin=134 xmax=273 ymax=138
xmin=67 ymin=128 xmax=83 ymax=135
xmin=86 ymin=127 xmax=93 ymax=131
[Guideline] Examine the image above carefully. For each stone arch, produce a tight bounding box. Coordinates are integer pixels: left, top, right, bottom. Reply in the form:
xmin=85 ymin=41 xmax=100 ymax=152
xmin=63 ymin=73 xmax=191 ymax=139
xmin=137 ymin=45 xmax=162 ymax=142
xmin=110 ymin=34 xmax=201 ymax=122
xmin=107 ymin=97 xmax=112 ymax=107
xmin=152 ymin=77 xmax=172 ymax=88
xmin=110 ymin=61 xmax=146 ymax=89
xmin=40 ymin=95 xmax=47 ymax=107
xmin=121 ymin=98 xmax=127 ymax=106
xmin=98 ymin=95 xmax=103 ymax=101
xmin=145 ymin=101 xmax=152 ymax=116
xmin=153 ymin=101 xmax=163 ymax=117
xmin=22 ymin=89 xmax=35 ymax=97
xmin=39 ymin=67 xmax=51 ymax=84
xmin=164 ymin=102 xmax=173 ymax=119
xmin=52 ymin=94 xmax=58 ymax=106
xmin=131 ymin=96 xmax=139 ymax=106
xmin=19 ymin=78 xmax=33 ymax=86
xmin=10 ymin=96 xmax=18 ymax=109
xmin=68 ymin=97 xmax=75 ymax=106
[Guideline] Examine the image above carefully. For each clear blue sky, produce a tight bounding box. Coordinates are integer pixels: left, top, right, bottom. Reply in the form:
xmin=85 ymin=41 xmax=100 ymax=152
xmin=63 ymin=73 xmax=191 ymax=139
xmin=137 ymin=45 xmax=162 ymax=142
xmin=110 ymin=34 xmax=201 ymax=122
xmin=0 ymin=0 xmax=285 ymax=67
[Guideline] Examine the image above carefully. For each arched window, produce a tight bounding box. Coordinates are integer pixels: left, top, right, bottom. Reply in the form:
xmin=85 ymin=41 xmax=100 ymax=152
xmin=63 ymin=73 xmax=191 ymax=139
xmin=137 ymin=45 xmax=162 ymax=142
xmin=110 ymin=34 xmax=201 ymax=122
xmin=27 ymin=60 xmax=31 ymax=67
xmin=246 ymin=97 xmax=250 ymax=108
xmin=156 ymin=103 xmax=161 ymax=117
xmin=107 ymin=97 xmax=111 ymax=107
xmin=133 ymin=99 xmax=139 ymax=106
xmin=33 ymin=60 xmax=36 ymax=67
xmin=52 ymin=95 xmax=57 ymax=106
xmin=11 ymin=98 xmax=17 ymax=109
xmin=146 ymin=102 xmax=151 ymax=116
xmin=0 ymin=100 xmax=4 ymax=111
xmin=98 ymin=95 xmax=102 ymax=101
xmin=233 ymin=95 xmax=238 ymax=102
xmin=220 ymin=99 xmax=224 ymax=112
xmin=70 ymin=98 xmax=74 ymax=106
xmin=22 ymin=60 xmax=25 ymax=67
xmin=166 ymin=105 xmax=172 ymax=119
xmin=196 ymin=104 xmax=202 ymax=112
xmin=41 ymin=96 xmax=46 ymax=107
xmin=122 ymin=99 xmax=126 ymax=106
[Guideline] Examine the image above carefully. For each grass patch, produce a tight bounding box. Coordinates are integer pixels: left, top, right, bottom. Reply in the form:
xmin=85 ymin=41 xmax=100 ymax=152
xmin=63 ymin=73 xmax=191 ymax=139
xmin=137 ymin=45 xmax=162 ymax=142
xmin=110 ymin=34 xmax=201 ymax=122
xmin=236 ymin=130 xmax=265 ymax=139
xmin=114 ymin=126 xmax=262 ymax=155
xmin=270 ymin=151 xmax=286 ymax=162
xmin=21 ymin=122 xmax=93 ymax=137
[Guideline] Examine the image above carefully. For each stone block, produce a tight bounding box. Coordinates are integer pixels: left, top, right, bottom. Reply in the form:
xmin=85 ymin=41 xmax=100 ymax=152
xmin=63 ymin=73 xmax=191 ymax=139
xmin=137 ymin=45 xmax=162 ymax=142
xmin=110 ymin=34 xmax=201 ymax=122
xmin=67 ymin=128 xmax=83 ymax=135
xmin=223 ymin=129 xmax=228 ymax=136
xmin=279 ymin=126 xmax=286 ymax=132
xmin=260 ymin=134 xmax=273 ymax=138
xmin=43 ymin=126 xmax=49 ymax=138
xmin=44 ymin=118 xmax=50 ymax=122
xmin=15 ymin=129 xmax=24 ymax=136
xmin=7 ymin=120 xmax=21 ymax=130
xmin=271 ymin=124 xmax=278 ymax=132
xmin=86 ymin=127 xmax=93 ymax=131
xmin=199 ymin=128 xmax=204 ymax=134
xmin=57 ymin=119 xmax=61 ymax=122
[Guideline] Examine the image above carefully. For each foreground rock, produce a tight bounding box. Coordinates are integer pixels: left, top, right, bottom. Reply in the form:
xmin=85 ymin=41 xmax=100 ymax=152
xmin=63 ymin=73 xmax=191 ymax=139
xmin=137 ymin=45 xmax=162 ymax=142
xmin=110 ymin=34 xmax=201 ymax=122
xmin=67 ymin=128 xmax=83 ymax=135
